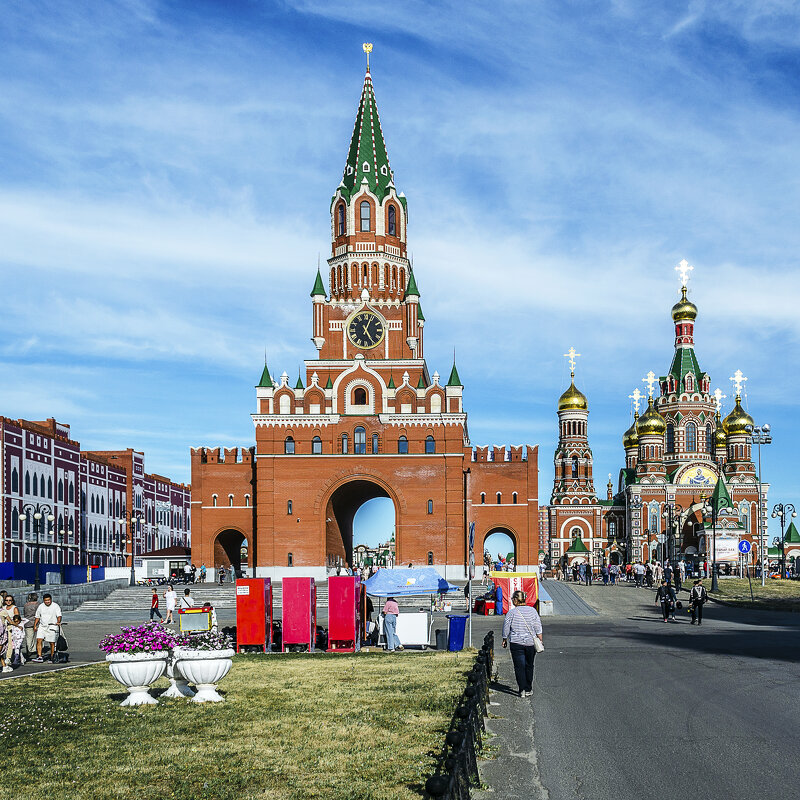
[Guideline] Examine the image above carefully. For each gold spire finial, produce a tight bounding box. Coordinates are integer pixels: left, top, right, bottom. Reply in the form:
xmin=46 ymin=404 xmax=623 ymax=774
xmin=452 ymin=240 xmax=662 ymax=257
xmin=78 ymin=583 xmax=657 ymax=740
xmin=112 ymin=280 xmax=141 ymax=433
xmin=642 ymin=370 xmax=658 ymax=400
xmin=362 ymin=42 xmax=373 ymax=71
xmin=563 ymin=347 xmax=580 ymax=377
xmin=729 ymin=369 xmax=747 ymax=398
xmin=629 ymin=387 xmax=643 ymax=414
xmin=713 ymin=387 xmax=726 ymax=413
xmin=675 ymin=258 xmax=693 ymax=288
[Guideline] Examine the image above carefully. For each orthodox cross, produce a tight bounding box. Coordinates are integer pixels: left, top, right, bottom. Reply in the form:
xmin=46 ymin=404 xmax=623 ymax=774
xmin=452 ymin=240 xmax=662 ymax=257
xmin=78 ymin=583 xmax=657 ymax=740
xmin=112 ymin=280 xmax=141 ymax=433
xmin=363 ymin=42 xmax=373 ymax=71
xmin=729 ymin=369 xmax=747 ymax=397
xmin=675 ymin=259 xmax=694 ymax=287
xmin=713 ymin=387 xmax=726 ymax=413
xmin=629 ymin=387 xmax=643 ymax=414
xmin=563 ymin=347 xmax=580 ymax=377
xmin=642 ymin=371 xmax=658 ymax=399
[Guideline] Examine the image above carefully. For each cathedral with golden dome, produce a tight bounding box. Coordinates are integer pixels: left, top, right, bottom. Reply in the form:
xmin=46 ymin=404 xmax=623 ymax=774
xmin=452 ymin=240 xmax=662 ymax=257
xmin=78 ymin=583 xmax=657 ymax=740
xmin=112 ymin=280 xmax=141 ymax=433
xmin=546 ymin=262 xmax=766 ymax=571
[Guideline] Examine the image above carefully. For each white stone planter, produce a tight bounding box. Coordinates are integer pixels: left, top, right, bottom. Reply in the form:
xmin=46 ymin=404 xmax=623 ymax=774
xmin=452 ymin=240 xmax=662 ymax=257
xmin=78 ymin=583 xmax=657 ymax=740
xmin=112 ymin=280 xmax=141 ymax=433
xmin=106 ymin=651 xmax=168 ymax=706
xmin=162 ymin=655 xmax=196 ymax=699
xmin=173 ymin=647 xmax=235 ymax=703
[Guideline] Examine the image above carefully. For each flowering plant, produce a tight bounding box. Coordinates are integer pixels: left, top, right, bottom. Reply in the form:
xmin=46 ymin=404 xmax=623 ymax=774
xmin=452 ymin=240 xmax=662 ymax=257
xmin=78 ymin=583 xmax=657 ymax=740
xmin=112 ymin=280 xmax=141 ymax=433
xmin=176 ymin=630 xmax=234 ymax=652
xmin=99 ymin=623 xmax=177 ymax=654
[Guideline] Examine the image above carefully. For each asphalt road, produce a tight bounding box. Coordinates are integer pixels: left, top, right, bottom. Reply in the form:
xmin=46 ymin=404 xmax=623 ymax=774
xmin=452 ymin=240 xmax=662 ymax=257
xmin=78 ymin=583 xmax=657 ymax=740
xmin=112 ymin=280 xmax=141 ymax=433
xmin=478 ymin=581 xmax=800 ymax=800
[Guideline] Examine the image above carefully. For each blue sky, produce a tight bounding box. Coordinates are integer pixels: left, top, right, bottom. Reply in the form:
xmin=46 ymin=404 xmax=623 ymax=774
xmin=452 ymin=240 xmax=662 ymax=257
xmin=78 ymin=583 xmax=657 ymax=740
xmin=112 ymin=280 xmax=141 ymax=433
xmin=1 ymin=1 xmax=798 ymax=548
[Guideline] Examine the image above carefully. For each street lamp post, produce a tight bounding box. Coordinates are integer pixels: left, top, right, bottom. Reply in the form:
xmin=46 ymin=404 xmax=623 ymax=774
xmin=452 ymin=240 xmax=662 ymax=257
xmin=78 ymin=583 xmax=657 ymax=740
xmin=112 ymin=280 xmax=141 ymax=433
xmin=771 ymin=503 xmax=796 ymax=580
xmin=662 ymin=502 xmax=683 ymax=569
xmin=57 ymin=527 xmax=66 ymax=585
xmin=745 ymin=423 xmax=771 ymax=586
xmin=120 ymin=513 xmax=144 ymax=587
xmin=19 ymin=503 xmax=55 ymax=592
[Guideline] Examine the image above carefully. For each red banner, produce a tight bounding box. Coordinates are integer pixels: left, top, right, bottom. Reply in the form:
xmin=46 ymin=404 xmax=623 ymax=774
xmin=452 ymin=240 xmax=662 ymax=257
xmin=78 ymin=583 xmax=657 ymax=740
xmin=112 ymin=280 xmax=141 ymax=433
xmin=490 ymin=572 xmax=539 ymax=614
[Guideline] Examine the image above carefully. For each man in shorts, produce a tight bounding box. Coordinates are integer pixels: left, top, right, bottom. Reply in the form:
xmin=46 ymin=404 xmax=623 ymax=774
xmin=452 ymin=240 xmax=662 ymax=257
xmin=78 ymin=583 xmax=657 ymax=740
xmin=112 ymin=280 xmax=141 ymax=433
xmin=33 ymin=594 xmax=62 ymax=662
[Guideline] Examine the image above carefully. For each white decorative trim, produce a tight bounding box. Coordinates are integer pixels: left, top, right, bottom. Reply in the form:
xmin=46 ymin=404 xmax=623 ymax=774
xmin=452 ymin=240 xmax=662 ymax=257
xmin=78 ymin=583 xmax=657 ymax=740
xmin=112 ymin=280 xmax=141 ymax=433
xmin=378 ymin=413 xmax=467 ymax=427
xmin=251 ymin=414 xmax=340 ymax=428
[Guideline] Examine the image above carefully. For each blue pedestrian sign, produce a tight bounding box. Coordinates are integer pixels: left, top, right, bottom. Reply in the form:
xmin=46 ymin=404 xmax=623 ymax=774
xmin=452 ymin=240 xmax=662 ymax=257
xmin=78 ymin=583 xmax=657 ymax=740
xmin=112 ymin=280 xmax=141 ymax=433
xmin=738 ymin=540 xmax=752 ymax=555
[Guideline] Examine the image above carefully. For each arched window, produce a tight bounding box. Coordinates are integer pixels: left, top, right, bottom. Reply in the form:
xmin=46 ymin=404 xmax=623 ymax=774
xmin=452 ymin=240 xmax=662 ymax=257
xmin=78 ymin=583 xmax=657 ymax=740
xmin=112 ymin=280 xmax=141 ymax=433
xmin=287 ymin=500 xmax=293 ymax=515
xmin=388 ymin=205 xmax=397 ymax=236
xmin=497 ymin=492 xmax=502 ymax=504
xmin=32 ymin=474 xmax=38 ymax=496
xmin=425 ymin=435 xmax=436 ymax=454
xmin=91 ymin=495 xmax=95 ymax=514
xmin=427 ymin=499 xmax=433 ymax=514
xmin=362 ymin=263 xmax=369 ymax=282
xmin=608 ymin=520 xmax=616 ymax=540
xmin=11 ymin=467 xmax=18 ymax=493
xmin=706 ymin=423 xmax=712 ymax=454
xmin=47 ymin=477 xmax=52 ymax=498
xmin=101 ymin=497 xmax=105 ymax=515
xmin=337 ymin=204 xmax=345 ymax=236
xmin=430 ymin=394 xmax=442 ymax=413
xmin=512 ymin=492 xmax=518 ymax=504
xmin=279 ymin=394 xmax=291 ymax=414
xmin=354 ymin=387 xmax=367 ymax=405
xmin=40 ymin=475 xmax=45 ymax=496
xmin=245 ymin=494 xmax=250 ymax=507
xmin=212 ymin=494 xmax=218 ymax=507
xmin=341 ymin=434 xmax=349 ymax=454
xmin=427 ymin=551 xmax=433 ymax=566
xmin=284 ymin=436 xmax=295 ymax=455
xmin=397 ymin=436 xmax=408 ymax=454
xmin=572 ymin=457 xmax=579 ymax=478
xmin=354 ymin=426 xmax=366 ymax=455
xmin=68 ymin=482 xmax=74 ymax=504
xmin=11 ymin=507 xmax=18 ymax=534
xmin=58 ymin=478 xmax=63 ymax=501
xmin=229 ymin=495 xmax=234 ymax=507
xmin=372 ymin=433 xmax=379 ymax=454
xmin=287 ymin=552 xmax=293 ymax=567
xmin=480 ymin=493 xmax=486 ymax=504
xmin=312 ymin=436 xmax=322 ymax=454
xmin=666 ymin=424 xmax=675 ymax=453
xmin=25 ymin=471 xmax=30 ymax=495
xmin=685 ymin=422 xmax=697 ymax=452
xmin=360 ymin=201 xmax=371 ymax=232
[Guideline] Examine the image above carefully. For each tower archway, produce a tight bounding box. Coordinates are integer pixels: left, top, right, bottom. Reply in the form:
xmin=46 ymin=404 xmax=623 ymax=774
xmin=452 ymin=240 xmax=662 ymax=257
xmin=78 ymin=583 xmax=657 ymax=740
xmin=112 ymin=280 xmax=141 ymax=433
xmin=213 ymin=528 xmax=247 ymax=577
xmin=483 ymin=527 xmax=517 ymax=571
xmin=325 ymin=479 xmax=398 ymax=569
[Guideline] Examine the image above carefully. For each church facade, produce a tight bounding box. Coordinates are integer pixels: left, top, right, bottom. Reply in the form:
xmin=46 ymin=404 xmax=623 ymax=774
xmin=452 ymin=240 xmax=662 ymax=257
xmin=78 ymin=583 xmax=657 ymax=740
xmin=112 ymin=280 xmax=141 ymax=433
xmin=190 ymin=63 xmax=539 ymax=581
xmin=547 ymin=268 xmax=767 ymax=571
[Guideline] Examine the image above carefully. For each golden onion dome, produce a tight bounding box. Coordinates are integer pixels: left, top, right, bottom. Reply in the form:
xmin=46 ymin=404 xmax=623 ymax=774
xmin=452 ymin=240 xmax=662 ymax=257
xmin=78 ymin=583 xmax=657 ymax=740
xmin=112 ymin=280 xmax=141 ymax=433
xmin=558 ymin=379 xmax=587 ymax=411
xmin=671 ymin=285 xmax=698 ymax=322
xmin=714 ymin=413 xmax=727 ymax=448
xmin=723 ymin=396 xmax=754 ymax=437
xmin=623 ymin=413 xmax=639 ymax=449
xmin=637 ymin=397 xmax=666 ymax=436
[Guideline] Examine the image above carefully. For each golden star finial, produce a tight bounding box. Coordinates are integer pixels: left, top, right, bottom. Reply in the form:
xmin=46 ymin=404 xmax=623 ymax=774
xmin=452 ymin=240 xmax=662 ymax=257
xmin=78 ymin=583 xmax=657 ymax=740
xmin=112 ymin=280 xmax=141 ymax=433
xmin=362 ymin=42 xmax=373 ymax=71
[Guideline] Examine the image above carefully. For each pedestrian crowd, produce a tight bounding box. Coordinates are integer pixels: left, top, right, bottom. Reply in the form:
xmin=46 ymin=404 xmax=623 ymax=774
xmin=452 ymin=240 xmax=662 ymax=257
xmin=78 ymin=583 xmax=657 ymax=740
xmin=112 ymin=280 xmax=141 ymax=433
xmin=0 ymin=590 xmax=63 ymax=671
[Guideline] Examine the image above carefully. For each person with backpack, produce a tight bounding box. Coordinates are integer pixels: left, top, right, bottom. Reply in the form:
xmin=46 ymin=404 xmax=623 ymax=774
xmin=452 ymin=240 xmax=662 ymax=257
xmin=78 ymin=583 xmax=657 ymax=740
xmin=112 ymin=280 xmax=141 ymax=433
xmin=689 ymin=580 xmax=708 ymax=625
xmin=655 ymin=579 xmax=677 ymax=622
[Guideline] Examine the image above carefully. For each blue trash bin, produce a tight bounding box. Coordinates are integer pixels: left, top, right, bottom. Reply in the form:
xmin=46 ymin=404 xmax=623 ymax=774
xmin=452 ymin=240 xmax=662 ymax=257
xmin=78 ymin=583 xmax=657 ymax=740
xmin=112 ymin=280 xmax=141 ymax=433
xmin=495 ymin=585 xmax=503 ymax=615
xmin=446 ymin=615 xmax=468 ymax=652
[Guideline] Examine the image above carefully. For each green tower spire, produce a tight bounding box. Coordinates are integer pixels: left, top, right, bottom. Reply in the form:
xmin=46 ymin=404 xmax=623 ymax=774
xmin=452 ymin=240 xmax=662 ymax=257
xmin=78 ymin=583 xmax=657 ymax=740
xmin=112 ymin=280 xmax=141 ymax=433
xmin=310 ymin=268 xmax=326 ymax=297
xmin=447 ymin=360 xmax=462 ymax=387
xmin=417 ymin=303 xmax=425 ymax=322
xmin=257 ymin=362 xmax=272 ymax=388
xmin=295 ymin=372 xmax=305 ymax=390
xmin=404 ymin=267 xmax=420 ymax=299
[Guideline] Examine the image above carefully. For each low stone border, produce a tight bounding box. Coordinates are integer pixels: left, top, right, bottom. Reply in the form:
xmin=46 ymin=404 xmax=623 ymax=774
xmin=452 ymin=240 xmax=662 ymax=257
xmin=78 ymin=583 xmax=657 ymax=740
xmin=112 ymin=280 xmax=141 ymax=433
xmin=424 ymin=631 xmax=494 ymax=800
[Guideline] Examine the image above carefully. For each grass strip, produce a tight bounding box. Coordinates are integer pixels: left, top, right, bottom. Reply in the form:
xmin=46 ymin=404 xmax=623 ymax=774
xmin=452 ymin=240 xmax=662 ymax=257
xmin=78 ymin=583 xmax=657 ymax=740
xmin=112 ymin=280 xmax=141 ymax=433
xmin=1 ymin=651 xmax=471 ymax=800
xmin=710 ymin=577 xmax=800 ymax=611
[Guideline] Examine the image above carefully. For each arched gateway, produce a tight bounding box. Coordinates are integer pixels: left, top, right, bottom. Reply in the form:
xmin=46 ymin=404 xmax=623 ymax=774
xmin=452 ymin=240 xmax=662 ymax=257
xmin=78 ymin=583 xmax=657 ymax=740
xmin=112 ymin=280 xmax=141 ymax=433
xmin=189 ymin=61 xmax=541 ymax=580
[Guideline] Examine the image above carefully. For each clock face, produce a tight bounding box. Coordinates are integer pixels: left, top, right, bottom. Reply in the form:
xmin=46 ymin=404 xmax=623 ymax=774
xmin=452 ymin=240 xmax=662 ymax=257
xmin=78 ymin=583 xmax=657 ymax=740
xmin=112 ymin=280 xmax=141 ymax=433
xmin=347 ymin=310 xmax=385 ymax=350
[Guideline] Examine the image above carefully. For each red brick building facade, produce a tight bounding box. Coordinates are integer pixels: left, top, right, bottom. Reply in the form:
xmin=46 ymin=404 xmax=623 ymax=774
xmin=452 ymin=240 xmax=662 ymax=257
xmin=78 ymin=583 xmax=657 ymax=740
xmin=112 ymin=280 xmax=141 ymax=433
xmin=190 ymin=64 xmax=539 ymax=581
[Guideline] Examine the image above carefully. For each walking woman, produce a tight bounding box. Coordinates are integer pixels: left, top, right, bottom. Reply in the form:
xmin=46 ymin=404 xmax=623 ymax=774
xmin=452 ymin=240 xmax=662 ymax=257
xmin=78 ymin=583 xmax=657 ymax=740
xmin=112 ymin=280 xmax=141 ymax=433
xmin=501 ymin=590 xmax=543 ymax=698
xmin=163 ymin=584 xmax=177 ymax=625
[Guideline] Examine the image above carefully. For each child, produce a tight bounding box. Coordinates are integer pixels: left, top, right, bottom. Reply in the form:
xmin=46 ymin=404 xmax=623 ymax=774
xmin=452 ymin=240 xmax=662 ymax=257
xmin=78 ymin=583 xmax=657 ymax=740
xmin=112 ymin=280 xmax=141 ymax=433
xmin=9 ymin=615 xmax=26 ymax=667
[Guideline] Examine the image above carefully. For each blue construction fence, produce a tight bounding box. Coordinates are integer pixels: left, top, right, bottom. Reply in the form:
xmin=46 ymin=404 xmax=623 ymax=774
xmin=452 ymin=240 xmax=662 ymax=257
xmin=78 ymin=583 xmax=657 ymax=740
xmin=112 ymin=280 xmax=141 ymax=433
xmin=0 ymin=562 xmax=105 ymax=584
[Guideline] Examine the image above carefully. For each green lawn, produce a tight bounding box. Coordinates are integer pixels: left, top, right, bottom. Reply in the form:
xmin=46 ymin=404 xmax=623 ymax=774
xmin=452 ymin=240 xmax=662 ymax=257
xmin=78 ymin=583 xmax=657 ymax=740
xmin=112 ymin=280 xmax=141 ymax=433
xmin=711 ymin=577 xmax=800 ymax=611
xmin=2 ymin=652 xmax=472 ymax=800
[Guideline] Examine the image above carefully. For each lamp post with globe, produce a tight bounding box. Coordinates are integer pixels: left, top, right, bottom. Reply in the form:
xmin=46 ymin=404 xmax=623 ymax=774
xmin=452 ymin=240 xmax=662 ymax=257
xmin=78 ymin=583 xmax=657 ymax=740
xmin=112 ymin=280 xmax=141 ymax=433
xmin=19 ymin=503 xmax=55 ymax=592
xmin=771 ymin=503 xmax=796 ymax=580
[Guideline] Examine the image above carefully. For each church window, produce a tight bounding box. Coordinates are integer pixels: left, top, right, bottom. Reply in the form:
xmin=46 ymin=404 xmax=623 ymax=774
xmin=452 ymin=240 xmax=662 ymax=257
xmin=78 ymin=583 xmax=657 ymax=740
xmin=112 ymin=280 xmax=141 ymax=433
xmin=12 ymin=507 xmax=18 ymax=534
xmin=40 ymin=475 xmax=45 ymax=496
xmin=608 ymin=520 xmax=616 ymax=540
xmin=480 ymin=493 xmax=486 ymax=504
xmin=337 ymin=204 xmax=345 ymax=236
xmin=354 ymin=426 xmax=367 ymax=454
xmin=284 ymin=436 xmax=295 ymax=455
xmin=212 ymin=495 xmax=218 ymax=507
xmin=571 ymin=458 xmax=579 ymax=478
xmin=706 ymin=423 xmax=712 ymax=454
xmin=360 ymin=201 xmax=371 ymax=232
xmin=68 ymin=481 xmax=74 ymax=504
xmin=11 ymin=467 xmax=18 ymax=493
xmin=58 ymin=478 xmax=63 ymax=501
xmin=47 ymin=476 xmax=52 ymax=498
xmin=427 ymin=500 xmax=433 ymax=514
xmin=685 ymin=422 xmax=697 ymax=452
xmin=31 ymin=473 xmax=37 ymax=496
xmin=279 ymin=394 xmax=291 ymax=414
xmin=228 ymin=495 xmax=234 ymax=507
xmin=287 ymin=500 xmax=293 ymax=515
xmin=397 ymin=435 xmax=408 ymax=454
xmin=388 ymin=205 xmax=397 ymax=236
xmin=91 ymin=495 xmax=95 ymax=514
xmin=341 ymin=434 xmax=349 ymax=454
xmin=496 ymin=492 xmax=502 ymax=504
xmin=430 ymin=394 xmax=442 ymax=413
xmin=354 ymin=387 xmax=367 ymax=405
xmin=287 ymin=552 xmax=293 ymax=567
xmin=399 ymin=268 xmax=405 ymax=291
xmin=512 ymin=492 xmax=518 ymax=504
xmin=372 ymin=433 xmax=379 ymax=454
xmin=363 ymin=263 xmax=369 ymax=282
xmin=312 ymin=436 xmax=322 ymax=454
xmin=666 ymin=424 xmax=675 ymax=453
xmin=425 ymin=435 xmax=436 ymax=454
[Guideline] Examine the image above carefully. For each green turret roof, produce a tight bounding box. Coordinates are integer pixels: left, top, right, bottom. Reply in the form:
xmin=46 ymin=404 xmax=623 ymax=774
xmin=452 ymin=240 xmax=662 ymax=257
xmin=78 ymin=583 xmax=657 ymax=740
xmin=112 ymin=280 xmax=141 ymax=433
xmin=404 ymin=267 xmax=420 ymax=299
xmin=388 ymin=373 xmax=396 ymax=389
xmin=257 ymin=363 xmax=272 ymax=388
xmin=447 ymin=362 xmax=462 ymax=387
xmin=666 ymin=346 xmax=704 ymax=387
xmin=325 ymin=376 xmax=333 ymax=390
xmin=310 ymin=269 xmax=326 ymax=297
xmin=416 ymin=374 xmax=427 ymax=389
xmin=295 ymin=374 xmax=304 ymax=390
xmin=784 ymin=521 xmax=800 ymax=544
xmin=417 ymin=303 xmax=425 ymax=322
xmin=337 ymin=71 xmax=394 ymax=203
xmin=709 ymin=476 xmax=732 ymax=511
xmin=566 ymin=537 xmax=590 ymax=554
